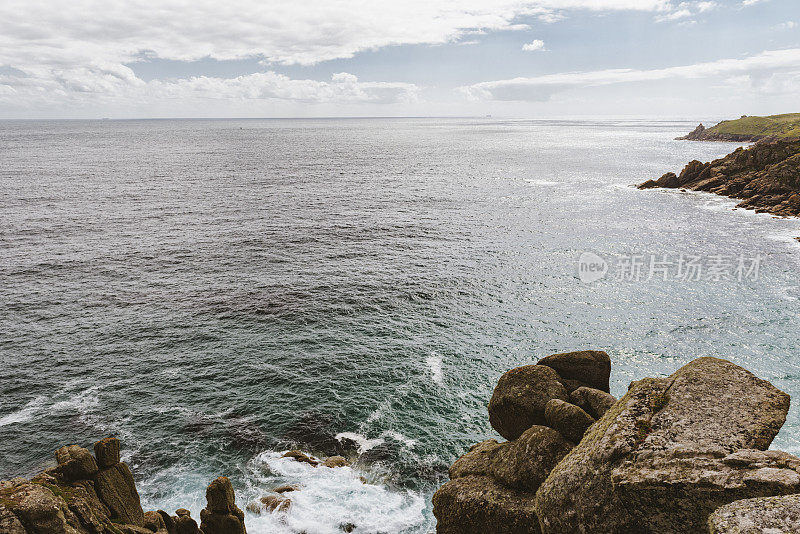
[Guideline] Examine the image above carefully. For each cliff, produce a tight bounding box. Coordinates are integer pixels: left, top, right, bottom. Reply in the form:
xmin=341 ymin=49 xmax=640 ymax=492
xmin=433 ymin=351 xmax=800 ymax=534
xmin=677 ymin=113 xmax=800 ymax=142
xmin=638 ymin=137 xmax=800 ymax=217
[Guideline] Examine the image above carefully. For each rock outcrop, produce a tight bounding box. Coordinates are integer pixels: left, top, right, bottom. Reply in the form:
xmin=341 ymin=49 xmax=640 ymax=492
xmin=199 ymin=477 xmax=246 ymax=534
xmin=638 ymin=138 xmax=800 ymax=218
xmin=434 ymin=353 xmax=800 ymax=534
xmin=434 ymin=350 xmax=616 ymax=533
xmin=0 ymin=438 xmax=247 ymax=534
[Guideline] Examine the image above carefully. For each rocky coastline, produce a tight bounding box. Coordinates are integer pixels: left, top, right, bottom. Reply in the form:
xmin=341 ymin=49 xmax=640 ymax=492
xmin=638 ymin=138 xmax=800 ymax=218
xmin=675 ymin=123 xmax=777 ymax=142
xmin=5 ymin=351 xmax=800 ymax=533
xmin=0 ymin=437 xmax=359 ymax=534
xmin=432 ymin=350 xmax=800 ymax=534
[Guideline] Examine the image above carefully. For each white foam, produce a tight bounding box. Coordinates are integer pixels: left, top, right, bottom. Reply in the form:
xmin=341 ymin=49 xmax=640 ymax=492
xmin=0 ymin=396 xmax=47 ymax=427
xmin=524 ymin=179 xmax=559 ymax=186
xmin=244 ymin=451 xmax=428 ymax=534
xmin=52 ymin=386 xmax=100 ymax=414
xmin=426 ymin=353 xmax=443 ymax=385
xmin=334 ymin=432 xmax=384 ymax=454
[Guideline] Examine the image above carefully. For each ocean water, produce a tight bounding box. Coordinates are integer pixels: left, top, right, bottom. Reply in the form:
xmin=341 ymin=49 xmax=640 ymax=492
xmin=1 ymin=118 xmax=799 ymax=533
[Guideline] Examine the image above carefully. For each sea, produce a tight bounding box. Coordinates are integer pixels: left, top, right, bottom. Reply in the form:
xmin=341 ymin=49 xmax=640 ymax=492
xmin=1 ymin=118 xmax=799 ymax=533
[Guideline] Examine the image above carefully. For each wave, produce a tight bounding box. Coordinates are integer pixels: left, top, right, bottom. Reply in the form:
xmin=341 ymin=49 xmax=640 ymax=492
xmin=0 ymin=396 xmax=48 ymax=427
xmin=243 ymin=451 xmax=429 ymax=534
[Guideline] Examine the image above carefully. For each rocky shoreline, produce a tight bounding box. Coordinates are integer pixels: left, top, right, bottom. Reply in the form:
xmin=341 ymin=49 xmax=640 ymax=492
xmin=5 ymin=352 xmax=800 ymax=533
xmin=433 ymin=350 xmax=800 ymax=534
xmin=675 ymin=123 xmax=780 ymax=142
xmin=0 ymin=437 xmax=361 ymax=534
xmin=638 ymin=138 xmax=800 ymax=218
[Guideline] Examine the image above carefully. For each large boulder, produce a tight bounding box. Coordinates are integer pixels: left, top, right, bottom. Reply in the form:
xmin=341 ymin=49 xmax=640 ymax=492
xmin=488 ymin=365 xmax=569 ymax=440
xmin=708 ymin=493 xmax=800 ymax=533
xmin=94 ymin=438 xmax=121 ymax=469
xmin=537 ymin=350 xmax=611 ymax=393
xmin=55 ymin=445 xmax=98 ymax=482
xmin=0 ymin=478 xmax=85 ymax=534
xmin=543 ymin=399 xmax=595 ymax=444
xmin=492 ymin=426 xmax=573 ymax=492
xmin=535 ymin=357 xmax=792 ymax=534
xmin=432 ymin=475 xmax=540 ymax=534
xmin=448 ymin=439 xmax=504 ymax=480
xmin=569 ymin=387 xmax=617 ymax=419
xmin=94 ymin=462 xmax=145 ymax=526
xmin=199 ymin=476 xmax=246 ymax=534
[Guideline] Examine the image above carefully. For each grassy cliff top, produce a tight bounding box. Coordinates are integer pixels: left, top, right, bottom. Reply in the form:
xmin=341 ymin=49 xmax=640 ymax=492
xmin=709 ymin=113 xmax=800 ymax=138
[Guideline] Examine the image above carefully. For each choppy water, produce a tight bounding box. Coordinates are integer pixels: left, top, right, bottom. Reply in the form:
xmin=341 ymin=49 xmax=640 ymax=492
xmin=1 ymin=118 xmax=799 ymax=533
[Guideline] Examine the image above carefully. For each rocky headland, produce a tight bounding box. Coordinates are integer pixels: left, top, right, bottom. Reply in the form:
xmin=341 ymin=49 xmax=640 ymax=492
xmin=638 ymin=138 xmax=800 ymax=218
xmin=676 ymin=113 xmax=800 ymax=142
xmin=433 ymin=350 xmax=800 ymax=534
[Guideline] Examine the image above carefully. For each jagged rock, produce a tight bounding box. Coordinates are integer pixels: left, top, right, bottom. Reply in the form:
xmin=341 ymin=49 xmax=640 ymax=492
xmin=639 ymin=139 xmax=800 ymax=218
xmin=708 ymin=493 xmax=800 ymax=533
xmin=488 ymin=365 xmax=569 ymax=440
xmin=676 ymin=123 xmax=706 ymax=140
xmin=173 ymin=512 xmax=200 ymax=534
xmin=175 ymin=509 xmax=191 ymax=517
xmin=55 ymin=444 xmax=99 ymax=482
xmin=322 ymin=456 xmax=349 ymax=468
xmin=247 ymin=495 xmax=291 ymax=514
xmin=448 ymin=440 xmax=504 ymax=480
xmin=199 ymin=477 xmax=246 ymax=534
xmin=0 ymin=478 xmax=85 ymax=534
xmin=94 ymin=438 xmax=121 ymax=468
xmin=63 ymin=480 xmax=111 ymax=532
xmin=282 ymin=449 xmax=319 ymax=466
xmin=537 ymin=350 xmax=611 ymax=393
xmin=544 ymin=399 xmax=595 ymax=443
xmin=144 ymin=510 xmax=168 ymax=532
xmin=492 ymin=426 xmax=573 ymax=492
xmin=535 ymin=357 xmax=792 ymax=534
xmin=432 ymin=475 xmax=540 ymax=534
xmin=94 ymin=462 xmax=145 ymax=526
xmin=569 ymin=387 xmax=617 ymax=419
xmin=157 ymin=510 xmax=176 ymax=534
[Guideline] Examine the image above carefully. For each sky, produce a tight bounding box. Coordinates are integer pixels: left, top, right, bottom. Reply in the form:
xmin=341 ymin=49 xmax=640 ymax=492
xmin=0 ymin=0 xmax=798 ymax=118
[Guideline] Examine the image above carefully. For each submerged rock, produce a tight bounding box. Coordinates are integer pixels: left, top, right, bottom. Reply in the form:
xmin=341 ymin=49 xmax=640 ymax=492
xmin=488 ymin=365 xmax=569 ymax=440
xmin=535 ymin=357 xmax=792 ymax=534
xmin=282 ymin=449 xmax=319 ymax=466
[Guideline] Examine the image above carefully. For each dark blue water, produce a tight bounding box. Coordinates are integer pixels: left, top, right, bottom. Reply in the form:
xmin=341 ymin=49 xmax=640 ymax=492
xmin=1 ymin=118 xmax=799 ymax=533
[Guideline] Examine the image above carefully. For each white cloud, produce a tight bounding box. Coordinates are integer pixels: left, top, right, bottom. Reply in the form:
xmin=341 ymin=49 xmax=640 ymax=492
xmin=459 ymin=48 xmax=800 ymax=101
xmin=522 ymin=40 xmax=547 ymax=52
xmin=0 ymin=0 xmax=675 ymax=113
xmin=776 ymin=21 xmax=797 ymax=30
xmin=742 ymin=0 xmax=768 ymax=5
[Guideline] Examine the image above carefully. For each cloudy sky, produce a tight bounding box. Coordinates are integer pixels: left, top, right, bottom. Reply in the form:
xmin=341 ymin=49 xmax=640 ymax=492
xmin=0 ymin=0 xmax=798 ymax=118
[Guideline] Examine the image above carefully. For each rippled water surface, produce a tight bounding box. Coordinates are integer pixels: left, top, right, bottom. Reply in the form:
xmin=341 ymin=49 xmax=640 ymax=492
xmin=2 ymin=118 xmax=800 ymax=533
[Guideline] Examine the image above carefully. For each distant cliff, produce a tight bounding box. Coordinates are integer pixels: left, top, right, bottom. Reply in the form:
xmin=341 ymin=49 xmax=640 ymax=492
xmin=677 ymin=113 xmax=800 ymax=142
xmin=639 ymin=138 xmax=800 ymax=218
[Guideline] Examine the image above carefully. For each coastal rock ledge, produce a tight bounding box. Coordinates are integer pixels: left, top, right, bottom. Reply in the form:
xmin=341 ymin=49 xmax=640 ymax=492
xmin=0 ymin=437 xmax=246 ymax=534
xmin=433 ymin=351 xmax=800 ymax=534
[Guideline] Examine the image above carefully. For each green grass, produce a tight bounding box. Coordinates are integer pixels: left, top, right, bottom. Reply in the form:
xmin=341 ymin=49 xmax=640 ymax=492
xmin=709 ymin=113 xmax=800 ymax=138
